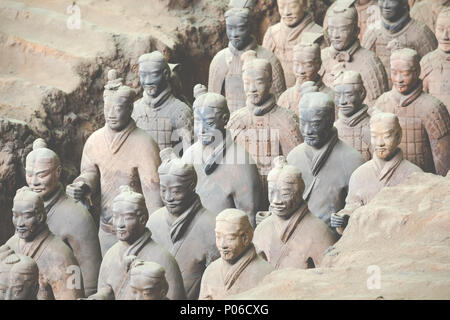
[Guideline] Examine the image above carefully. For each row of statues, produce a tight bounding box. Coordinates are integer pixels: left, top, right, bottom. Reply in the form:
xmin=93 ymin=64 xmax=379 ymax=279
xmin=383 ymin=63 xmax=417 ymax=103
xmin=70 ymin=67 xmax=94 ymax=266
xmin=0 ymin=0 xmax=449 ymax=300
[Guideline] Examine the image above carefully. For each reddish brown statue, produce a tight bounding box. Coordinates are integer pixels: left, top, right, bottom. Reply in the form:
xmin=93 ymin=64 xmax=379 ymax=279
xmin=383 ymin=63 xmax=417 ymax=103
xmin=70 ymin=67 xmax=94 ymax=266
xmin=147 ymin=148 xmax=220 ymax=300
xmin=5 ymin=187 xmax=84 ymax=300
xmin=362 ymin=0 xmax=438 ymax=88
xmin=253 ymin=156 xmax=337 ymax=269
xmin=87 ymin=186 xmax=186 ymax=300
xmin=127 ymin=257 xmax=169 ymax=300
xmin=208 ymin=2 xmax=286 ymax=114
xmin=183 ymin=88 xmax=263 ymax=227
xmin=411 ymin=0 xmax=449 ymax=31
xmin=2 ymin=253 xmax=39 ymax=300
xmin=321 ymin=1 xmax=389 ymax=106
xmin=263 ymin=0 xmax=324 ymax=87
xmin=133 ymin=52 xmax=193 ymax=154
xmin=227 ymin=51 xmax=303 ymax=209
xmin=26 ymin=138 xmax=101 ymax=296
xmin=421 ymin=8 xmax=450 ymax=112
xmin=331 ymin=112 xmax=422 ymax=234
xmin=287 ymin=84 xmax=365 ymax=228
xmin=66 ymin=84 xmax=163 ymax=256
xmin=278 ymin=35 xmax=334 ymax=115
xmin=199 ymin=209 xmax=274 ymax=300
xmin=374 ymin=48 xmax=450 ymax=176
xmin=333 ymin=70 xmax=372 ymax=160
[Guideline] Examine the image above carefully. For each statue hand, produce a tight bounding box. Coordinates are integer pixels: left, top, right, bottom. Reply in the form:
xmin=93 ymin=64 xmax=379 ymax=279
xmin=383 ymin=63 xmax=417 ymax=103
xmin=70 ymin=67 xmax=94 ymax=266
xmin=331 ymin=212 xmax=348 ymax=228
xmin=66 ymin=181 xmax=89 ymax=201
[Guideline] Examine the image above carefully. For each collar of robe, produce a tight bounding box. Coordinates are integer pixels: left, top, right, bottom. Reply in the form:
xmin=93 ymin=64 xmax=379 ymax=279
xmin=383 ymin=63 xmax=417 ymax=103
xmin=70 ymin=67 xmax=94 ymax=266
xmin=122 ymin=228 xmax=153 ymax=269
xmin=142 ymin=85 xmax=172 ymax=110
xmin=339 ymin=104 xmax=369 ymax=127
xmin=203 ymin=131 xmax=234 ymax=175
xmin=372 ymin=148 xmax=404 ymax=186
xmin=228 ymin=36 xmax=257 ymax=57
xmin=248 ymin=94 xmax=277 ymax=116
xmin=104 ymin=119 xmax=136 ymax=154
xmin=43 ymin=183 xmax=64 ymax=220
xmin=222 ymin=243 xmax=257 ymax=291
xmin=281 ymin=12 xmax=315 ymax=43
xmin=18 ymin=224 xmax=51 ymax=259
xmin=279 ymin=202 xmax=308 ymax=244
xmin=167 ymin=194 xmax=202 ymax=244
xmin=392 ymin=80 xmax=423 ymax=108
xmin=382 ymin=11 xmax=411 ymax=34
xmin=330 ymin=40 xmax=361 ymax=62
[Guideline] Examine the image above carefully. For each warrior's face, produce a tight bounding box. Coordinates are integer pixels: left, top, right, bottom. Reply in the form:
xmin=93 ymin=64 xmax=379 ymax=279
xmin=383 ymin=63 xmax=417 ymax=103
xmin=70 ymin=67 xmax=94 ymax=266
xmin=268 ymin=179 xmax=302 ymax=219
xmin=226 ymin=14 xmax=252 ymax=51
xmin=391 ymin=58 xmax=419 ymax=95
xmin=243 ymin=67 xmax=272 ymax=106
xmin=26 ymin=157 xmax=61 ymax=200
xmin=12 ymin=201 xmax=45 ymax=242
xmin=293 ymin=53 xmax=320 ymax=84
xmin=215 ymin=220 xmax=251 ymax=264
xmin=104 ymin=95 xmax=132 ymax=132
xmin=278 ymin=0 xmax=306 ymax=27
xmin=371 ymin=119 xmax=401 ymax=160
xmin=436 ymin=13 xmax=450 ymax=53
xmin=334 ymin=83 xmax=365 ymax=117
xmin=299 ymin=107 xmax=334 ymax=149
xmin=130 ymin=276 xmax=166 ymax=300
xmin=139 ymin=61 xmax=169 ymax=98
xmin=328 ymin=16 xmax=357 ymax=51
xmin=159 ymin=174 xmax=195 ymax=216
xmin=5 ymin=273 xmax=38 ymax=300
xmin=113 ymin=202 xmax=147 ymax=244
xmin=194 ymin=106 xmax=228 ymax=146
xmin=378 ymin=0 xmax=405 ymax=22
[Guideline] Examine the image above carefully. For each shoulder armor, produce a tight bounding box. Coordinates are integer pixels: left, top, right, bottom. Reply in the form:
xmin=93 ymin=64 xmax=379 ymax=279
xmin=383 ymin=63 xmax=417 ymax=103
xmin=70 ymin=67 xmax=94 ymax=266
xmin=208 ymin=49 xmax=229 ymax=94
xmin=423 ymin=98 xmax=450 ymax=140
xmin=361 ymin=27 xmax=379 ymax=50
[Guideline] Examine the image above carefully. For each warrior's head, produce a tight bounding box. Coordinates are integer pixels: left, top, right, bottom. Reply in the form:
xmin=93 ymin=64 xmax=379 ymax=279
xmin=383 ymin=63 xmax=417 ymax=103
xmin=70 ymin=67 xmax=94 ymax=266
xmin=138 ymin=51 xmax=171 ymax=98
xmin=328 ymin=1 xmax=359 ymax=51
xmin=277 ymin=0 xmax=308 ymax=27
xmin=333 ymin=70 xmax=367 ymax=117
xmin=25 ymin=139 xmax=62 ymax=200
xmin=103 ymin=85 xmax=136 ymax=132
xmin=436 ymin=8 xmax=450 ymax=53
xmin=3 ymin=253 xmax=39 ymax=300
xmin=242 ymin=51 xmax=272 ymax=106
xmin=370 ymin=112 xmax=402 ymax=160
xmin=378 ymin=0 xmax=409 ymax=22
xmin=293 ymin=36 xmax=322 ymax=84
xmin=267 ymin=156 xmax=305 ymax=219
xmin=215 ymin=209 xmax=253 ymax=264
xmin=390 ymin=48 xmax=420 ymax=95
xmin=225 ymin=0 xmax=254 ymax=51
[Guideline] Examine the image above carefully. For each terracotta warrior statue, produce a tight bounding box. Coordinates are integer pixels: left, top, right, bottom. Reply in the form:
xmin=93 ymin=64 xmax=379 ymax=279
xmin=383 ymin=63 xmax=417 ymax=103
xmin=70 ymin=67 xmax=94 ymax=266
xmin=421 ymin=8 xmax=450 ymax=112
xmin=67 ymin=84 xmax=163 ymax=256
xmin=5 ymin=187 xmax=84 ymax=299
xmin=321 ymin=0 xmax=389 ymax=106
xmin=227 ymin=51 xmax=302 ymax=209
xmin=411 ymin=0 xmax=449 ymax=31
xmin=147 ymin=148 xmax=220 ymax=299
xmin=2 ymin=253 xmax=39 ymax=300
xmin=324 ymin=0 xmax=381 ymax=42
xmin=362 ymin=0 xmax=438 ymax=88
xmin=199 ymin=209 xmax=274 ymax=300
xmin=373 ymin=48 xmax=450 ymax=176
xmin=331 ymin=112 xmax=422 ymax=234
xmin=87 ymin=186 xmax=185 ymax=300
xmin=133 ymin=51 xmax=193 ymax=154
xmin=287 ymin=83 xmax=365 ymax=228
xmin=126 ymin=257 xmax=169 ymax=300
xmin=0 ymin=245 xmax=14 ymax=300
xmin=333 ymin=70 xmax=372 ymax=160
xmin=26 ymin=138 xmax=101 ymax=296
xmin=278 ymin=34 xmax=334 ymax=116
xmin=263 ymin=0 xmax=324 ymax=87
xmin=253 ymin=156 xmax=337 ymax=269
xmin=208 ymin=1 xmax=286 ymax=114
xmin=182 ymin=87 xmax=263 ymax=227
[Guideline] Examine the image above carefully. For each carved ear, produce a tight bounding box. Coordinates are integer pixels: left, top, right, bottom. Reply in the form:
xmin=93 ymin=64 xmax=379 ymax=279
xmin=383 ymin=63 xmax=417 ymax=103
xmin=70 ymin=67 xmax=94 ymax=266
xmin=222 ymin=112 xmax=230 ymax=126
xmin=163 ymin=67 xmax=171 ymax=81
xmin=359 ymin=85 xmax=367 ymax=102
xmin=56 ymin=165 xmax=62 ymax=179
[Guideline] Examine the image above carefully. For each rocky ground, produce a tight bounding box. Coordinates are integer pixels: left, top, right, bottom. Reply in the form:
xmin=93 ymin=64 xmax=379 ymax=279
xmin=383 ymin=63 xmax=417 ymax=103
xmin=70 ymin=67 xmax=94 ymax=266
xmin=231 ymin=172 xmax=450 ymax=299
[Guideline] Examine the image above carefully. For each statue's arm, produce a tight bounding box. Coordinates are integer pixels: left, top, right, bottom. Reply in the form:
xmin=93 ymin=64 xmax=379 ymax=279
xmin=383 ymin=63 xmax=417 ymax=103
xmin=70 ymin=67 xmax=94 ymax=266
xmin=73 ymin=141 xmax=100 ymax=195
xmin=138 ymin=142 xmax=163 ymax=214
xmin=426 ymin=103 xmax=450 ymax=176
xmin=233 ymin=164 xmax=262 ymax=228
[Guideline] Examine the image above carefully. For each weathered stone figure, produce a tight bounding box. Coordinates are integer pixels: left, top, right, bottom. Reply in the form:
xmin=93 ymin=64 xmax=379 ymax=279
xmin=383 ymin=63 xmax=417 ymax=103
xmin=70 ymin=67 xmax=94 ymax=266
xmin=374 ymin=48 xmax=450 ymax=175
xmin=333 ymin=70 xmax=372 ymax=160
xmin=253 ymin=156 xmax=337 ymax=269
xmin=26 ymin=138 xmax=101 ymax=296
xmin=208 ymin=2 xmax=286 ymax=114
xmin=287 ymin=84 xmax=365 ymax=228
xmin=127 ymin=257 xmax=169 ymax=300
xmin=5 ymin=187 xmax=84 ymax=300
xmin=331 ymin=112 xmax=422 ymax=234
xmin=278 ymin=35 xmax=334 ymax=115
xmin=411 ymin=0 xmax=449 ymax=31
xmin=227 ymin=51 xmax=302 ymax=209
xmin=421 ymin=8 xmax=450 ymax=112
xmin=183 ymin=88 xmax=262 ymax=227
xmin=87 ymin=186 xmax=185 ymax=300
xmin=321 ymin=1 xmax=389 ymax=106
xmin=147 ymin=148 xmax=220 ymax=300
xmin=263 ymin=0 xmax=324 ymax=87
xmin=2 ymin=253 xmax=39 ymax=300
xmin=67 ymin=85 xmax=163 ymax=256
xmin=362 ymin=0 xmax=438 ymax=88
xmin=0 ymin=245 xmax=14 ymax=300
xmin=133 ymin=51 xmax=193 ymax=154
xmin=199 ymin=209 xmax=274 ymax=300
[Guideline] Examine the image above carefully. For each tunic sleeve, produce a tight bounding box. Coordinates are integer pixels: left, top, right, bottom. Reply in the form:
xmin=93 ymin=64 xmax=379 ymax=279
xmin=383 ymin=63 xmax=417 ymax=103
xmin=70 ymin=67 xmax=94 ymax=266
xmin=74 ymin=137 xmax=100 ymax=195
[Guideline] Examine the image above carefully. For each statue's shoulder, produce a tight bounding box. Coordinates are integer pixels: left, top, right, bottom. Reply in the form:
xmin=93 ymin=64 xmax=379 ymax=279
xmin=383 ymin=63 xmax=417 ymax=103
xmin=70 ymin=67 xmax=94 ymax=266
xmin=321 ymin=46 xmax=332 ymax=61
xmin=274 ymin=105 xmax=299 ymax=128
xmin=361 ymin=26 xmax=380 ymax=49
xmin=227 ymin=108 xmax=249 ymax=131
xmin=47 ymin=233 xmax=79 ymax=264
xmin=420 ymin=94 xmax=450 ymax=139
xmin=420 ymin=49 xmax=441 ymax=76
xmin=211 ymin=47 xmax=229 ymax=65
